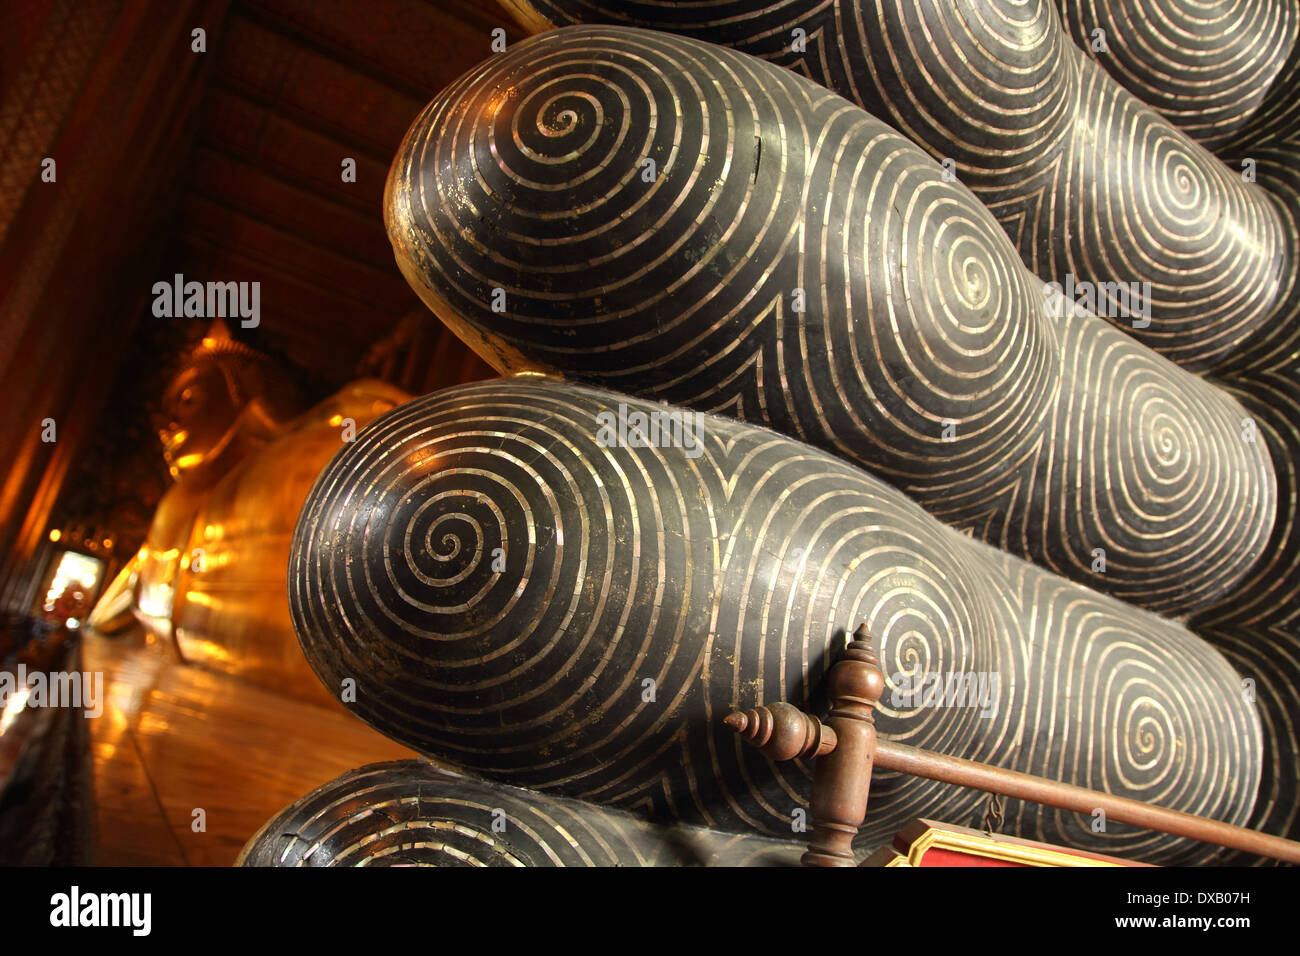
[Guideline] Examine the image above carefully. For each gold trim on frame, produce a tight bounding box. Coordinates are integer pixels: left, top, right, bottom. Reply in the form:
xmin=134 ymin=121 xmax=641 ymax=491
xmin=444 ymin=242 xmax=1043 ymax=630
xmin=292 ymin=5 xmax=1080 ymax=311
xmin=881 ymin=819 xmax=1144 ymax=868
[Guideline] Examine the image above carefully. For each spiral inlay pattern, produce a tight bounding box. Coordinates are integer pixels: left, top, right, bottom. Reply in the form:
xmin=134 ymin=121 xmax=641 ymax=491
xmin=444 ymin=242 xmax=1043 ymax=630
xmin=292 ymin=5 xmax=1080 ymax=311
xmin=504 ymin=2 xmax=1294 ymax=370
xmin=289 ymin=378 xmax=1260 ymax=863
xmin=1056 ymin=0 xmax=1298 ymax=151
xmin=385 ymin=25 xmax=1276 ymax=615
xmin=1185 ymin=366 xmax=1300 ymax=863
xmin=238 ymin=761 xmax=802 ymax=866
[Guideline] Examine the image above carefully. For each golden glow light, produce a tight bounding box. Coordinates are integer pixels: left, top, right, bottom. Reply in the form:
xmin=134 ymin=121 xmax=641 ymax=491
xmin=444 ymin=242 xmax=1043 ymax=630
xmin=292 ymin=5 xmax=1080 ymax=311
xmin=43 ymin=550 xmax=105 ymax=627
xmin=0 ymin=687 xmax=31 ymax=735
xmin=48 ymin=529 xmax=61 ymax=542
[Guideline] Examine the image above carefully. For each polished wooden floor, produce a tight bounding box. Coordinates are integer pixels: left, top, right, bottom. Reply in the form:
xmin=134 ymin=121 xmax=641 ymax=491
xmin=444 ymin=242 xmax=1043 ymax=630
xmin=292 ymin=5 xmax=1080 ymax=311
xmin=83 ymin=630 xmax=414 ymax=865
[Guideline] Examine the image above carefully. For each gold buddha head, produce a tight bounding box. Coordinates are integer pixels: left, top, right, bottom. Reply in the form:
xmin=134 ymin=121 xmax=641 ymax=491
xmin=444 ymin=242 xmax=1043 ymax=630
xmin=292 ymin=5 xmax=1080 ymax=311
xmin=158 ymin=320 xmax=302 ymax=480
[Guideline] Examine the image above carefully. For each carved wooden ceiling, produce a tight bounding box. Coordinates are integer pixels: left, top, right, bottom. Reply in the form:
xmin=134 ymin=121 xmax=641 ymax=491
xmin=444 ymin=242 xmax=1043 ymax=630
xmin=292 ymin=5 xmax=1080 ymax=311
xmin=175 ymin=0 xmax=518 ymax=383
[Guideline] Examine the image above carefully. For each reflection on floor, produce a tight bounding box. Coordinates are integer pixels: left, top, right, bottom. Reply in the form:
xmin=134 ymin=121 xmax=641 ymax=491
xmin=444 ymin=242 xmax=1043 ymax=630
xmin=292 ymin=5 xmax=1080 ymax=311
xmin=84 ymin=630 xmax=415 ymax=865
xmin=0 ymin=621 xmax=91 ymax=865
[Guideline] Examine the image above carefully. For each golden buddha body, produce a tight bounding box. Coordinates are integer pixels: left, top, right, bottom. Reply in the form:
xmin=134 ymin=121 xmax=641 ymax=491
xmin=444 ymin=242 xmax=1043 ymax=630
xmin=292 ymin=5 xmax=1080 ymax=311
xmin=90 ymin=322 xmax=410 ymax=706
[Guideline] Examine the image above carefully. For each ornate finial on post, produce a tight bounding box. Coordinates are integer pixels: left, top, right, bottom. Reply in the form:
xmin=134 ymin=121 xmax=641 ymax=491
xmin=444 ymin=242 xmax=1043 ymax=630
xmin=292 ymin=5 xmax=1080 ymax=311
xmin=724 ymin=702 xmax=837 ymax=760
xmin=722 ymin=623 xmax=885 ymax=867
xmin=802 ymin=622 xmax=885 ymax=867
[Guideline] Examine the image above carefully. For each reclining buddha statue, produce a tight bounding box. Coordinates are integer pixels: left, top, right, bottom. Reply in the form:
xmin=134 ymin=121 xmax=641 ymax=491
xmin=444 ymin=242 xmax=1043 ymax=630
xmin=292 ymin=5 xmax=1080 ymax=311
xmin=89 ymin=321 xmax=411 ymax=706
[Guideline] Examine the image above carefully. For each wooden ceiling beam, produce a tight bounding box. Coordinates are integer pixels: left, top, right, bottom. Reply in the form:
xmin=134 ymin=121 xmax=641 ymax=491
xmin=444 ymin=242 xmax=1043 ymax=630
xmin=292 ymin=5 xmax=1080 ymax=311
xmin=176 ymin=193 xmax=412 ymax=313
xmin=174 ymin=236 xmax=412 ymax=341
xmin=186 ymin=147 xmax=396 ymax=270
xmin=239 ymin=0 xmax=522 ymax=100
xmin=197 ymin=89 xmax=392 ymax=212
xmin=212 ymin=15 xmax=426 ymax=156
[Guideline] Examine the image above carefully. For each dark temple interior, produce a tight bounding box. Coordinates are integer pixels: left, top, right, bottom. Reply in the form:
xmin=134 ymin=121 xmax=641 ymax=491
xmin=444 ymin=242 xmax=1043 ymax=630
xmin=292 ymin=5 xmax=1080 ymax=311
xmin=0 ymin=0 xmax=505 ymax=865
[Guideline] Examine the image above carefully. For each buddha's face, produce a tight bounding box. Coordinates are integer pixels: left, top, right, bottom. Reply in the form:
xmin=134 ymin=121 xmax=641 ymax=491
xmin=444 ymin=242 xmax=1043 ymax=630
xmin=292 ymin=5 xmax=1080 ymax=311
xmin=158 ymin=361 xmax=242 ymax=476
